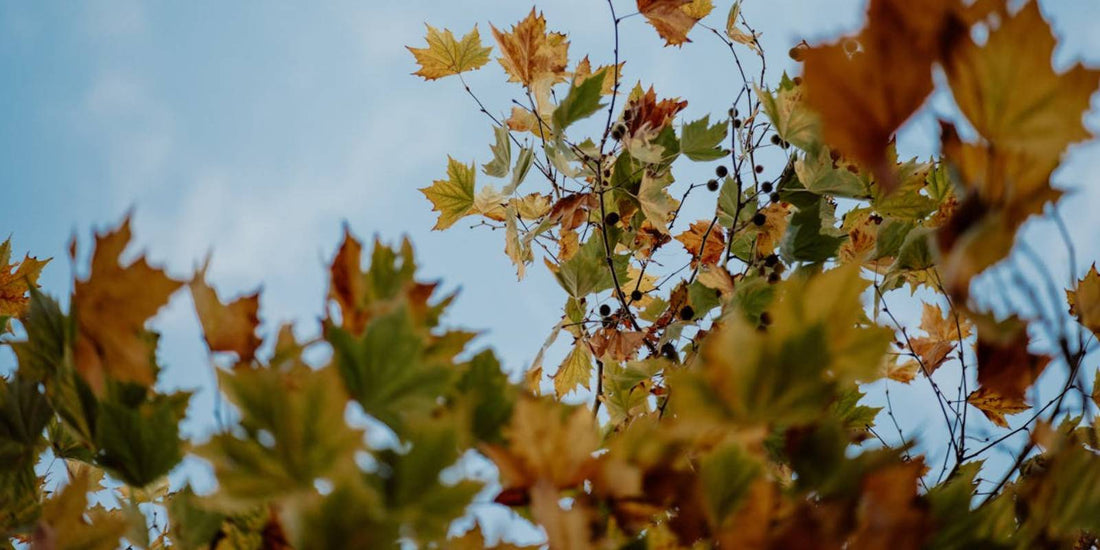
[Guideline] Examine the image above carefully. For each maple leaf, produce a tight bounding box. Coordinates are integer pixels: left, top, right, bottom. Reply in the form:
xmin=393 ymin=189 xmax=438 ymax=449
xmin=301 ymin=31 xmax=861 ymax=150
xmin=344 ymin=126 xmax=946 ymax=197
xmin=491 ymin=9 xmax=570 ymax=88
xmin=590 ymin=328 xmax=646 ymax=363
xmin=637 ymin=0 xmax=711 ymax=47
xmin=756 ymin=74 xmax=819 ymax=151
xmin=421 ymin=156 xmax=477 ymax=230
xmin=72 ymin=216 xmax=182 ymax=394
xmin=638 ymin=171 xmax=680 ymax=236
xmin=189 ymin=261 xmax=261 ymax=362
xmin=623 ymin=86 xmax=688 ymax=143
xmin=480 ymin=396 xmax=599 ymax=498
xmin=801 ymin=0 xmax=978 ymax=188
xmin=32 ymin=471 xmax=127 ymax=550
xmin=851 ymin=459 xmax=931 ymax=550
xmin=1067 ymin=264 xmax=1100 ymax=337
xmin=885 ymin=360 xmax=919 ymax=384
xmin=553 ymin=339 xmax=593 ymax=398
xmin=676 ymin=220 xmax=725 ymax=267
xmin=753 ymin=202 xmax=791 ymax=257
xmin=0 ymin=238 xmax=50 ymax=324
xmin=407 ymin=24 xmax=492 ymax=81
xmin=573 ymin=55 xmax=624 ymax=96
xmin=905 ymin=303 xmax=973 ymax=376
xmin=967 ymin=315 xmax=1049 ymax=428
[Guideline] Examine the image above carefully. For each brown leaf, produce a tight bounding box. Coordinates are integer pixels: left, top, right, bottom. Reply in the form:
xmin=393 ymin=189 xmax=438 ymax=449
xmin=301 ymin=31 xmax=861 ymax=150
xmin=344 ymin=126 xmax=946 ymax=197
xmin=975 ymin=317 xmax=1049 ymax=405
xmin=623 ymin=86 xmax=688 ymax=141
xmin=491 ymin=9 xmax=570 ymax=88
xmin=1068 ymin=264 xmax=1100 ymax=338
xmin=637 ymin=0 xmax=709 ymax=47
xmin=328 ymin=229 xmax=369 ymax=335
xmin=72 ymin=216 xmax=182 ymax=393
xmin=549 ymin=193 xmax=597 ymax=232
xmin=675 ymin=220 xmax=725 ymax=267
xmin=189 ymin=262 xmax=261 ymax=362
xmin=590 ymin=329 xmax=647 ymax=362
xmin=801 ymin=0 xmax=978 ymax=188
xmin=850 ymin=459 xmax=930 ymax=550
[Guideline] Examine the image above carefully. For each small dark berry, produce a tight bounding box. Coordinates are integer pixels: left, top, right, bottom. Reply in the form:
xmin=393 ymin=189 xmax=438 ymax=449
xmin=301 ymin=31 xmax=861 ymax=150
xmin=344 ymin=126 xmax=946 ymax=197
xmin=781 ymin=140 xmax=790 ymax=149
xmin=715 ymin=165 xmax=729 ymax=178
xmin=770 ymin=134 xmax=782 ymax=145
xmin=769 ymin=192 xmax=781 ymax=203
xmin=605 ymin=212 xmax=620 ymax=226
xmin=760 ymin=311 xmax=773 ymax=325
xmin=706 ymin=179 xmax=719 ymax=192
xmin=764 ymin=254 xmax=779 ymax=267
xmin=753 ymin=212 xmax=767 ymax=226
xmin=679 ymin=306 xmax=695 ymax=321
xmin=599 ymin=304 xmax=611 ymax=316
xmin=733 ymin=118 xmax=742 ymax=128
xmin=661 ymin=342 xmax=677 ymax=358
xmin=768 ymin=272 xmax=781 ymax=284
xmin=728 ymin=107 xmax=738 ymax=118
xmin=755 ymin=164 xmax=764 ymax=174
xmin=631 ymin=290 xmax=643 ymax=301
xmin=761 ymin=182 xmax=773 ymax=193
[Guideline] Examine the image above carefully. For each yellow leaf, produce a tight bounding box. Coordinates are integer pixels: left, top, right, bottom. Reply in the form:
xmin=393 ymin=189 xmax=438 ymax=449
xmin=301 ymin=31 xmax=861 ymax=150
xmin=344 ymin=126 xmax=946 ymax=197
xmin=407 ymin=24 xmax=492 ymax=81
xmin=553 ymin=339 xmax=593 ymax=397
xmin=0 ymin=237 xmax=50 ymax=320
xmin=189 ymin=261 xmax=261 ymax=362
xmin=72 ymin=216 xmax=182 ymax=394
xmin=753 ymin=202 xmax=791 ymax=257
xmin=420 ymin=156 xmax=477 ymax=230
xmin=35 ymin=471 xmax=127 ymax=550
xmin=967 ymin=386 xmax=1030 ymax=429
xmin=511 ymin=193 xmax=552 ymax=220
xmin=573 ymin=55 xmax=624 ymax=96
xmin=504 ymin=205 xmax=532 ymax=280
xmin=491 ymin=9 xmax=570 ymax=88
xmin=885 ymin=359 xmax=919 ymax=384
xmin=724 ymin=1 xmax=759 ymax=53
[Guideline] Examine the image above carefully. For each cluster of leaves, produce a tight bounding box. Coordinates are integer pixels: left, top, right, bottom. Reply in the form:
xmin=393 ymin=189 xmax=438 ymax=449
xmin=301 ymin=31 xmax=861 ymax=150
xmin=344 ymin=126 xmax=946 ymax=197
xmin=1 ymin=0 xmax=1099 ymax=548
xmin=409 ymin=0 xmax=1100 ymax=547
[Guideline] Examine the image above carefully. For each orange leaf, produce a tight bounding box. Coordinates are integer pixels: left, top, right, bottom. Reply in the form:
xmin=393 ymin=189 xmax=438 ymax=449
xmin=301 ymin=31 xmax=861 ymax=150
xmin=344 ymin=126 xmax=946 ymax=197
xmin=801 ymin=0 xmax=978 ymax=188
xmin=0 ymin=238 xmax=50 ymax=320
xmin=189 ymin=262 xmax=261 ymax=362
xmin=491 ymin=9 xmax=570 ymax=88
xmin=623 ymin=86 xmax=687 ymax=142
xmin=675 ymin=220 xmax=725 ymax=267
xmin=328 ymin=229 xmax=369 ymax=335
xmin=72 ymin=216 xmax=182 ymax=393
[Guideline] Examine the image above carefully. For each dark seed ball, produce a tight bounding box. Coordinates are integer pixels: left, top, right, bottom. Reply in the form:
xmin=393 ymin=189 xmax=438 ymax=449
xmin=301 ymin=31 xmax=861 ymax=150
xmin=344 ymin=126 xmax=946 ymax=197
xmin=760 ymin=311 xmax=773 ymax=325
xmin=755 ymin=164 xmax=764 ymax=174
xmin=761 ymin=182 xmax=773 ymax=193
xmin=679 ymin=305 xmax=695 ymax=321
xmin=770 ymin=134 xmax=782 ymax=145
xmin=599 ymin=304 xmax=611 ymax=317
xmin=768 ymin=272 xmax=781 ymax=284
xmin=733 ymin=118 xmax=742 ymax=128
xmin=753 ymin=212 xmax=767 ymax=226
xmin=769 ymin=192 xmax=781 ymax=203
xmin=631 ymin=289 xmax=643 ymax=301
xmin=715 ymin=165 xmax=729 ymax=178
xmin=764 ymin=254 xmax=779 ymax=267
xmin=706 ymin=179 xmax=719 ymax=192
xmin=605 ymin=212 xmax=620 ymax=226
xmin=661 ymin=342 xmax=677 ymax=358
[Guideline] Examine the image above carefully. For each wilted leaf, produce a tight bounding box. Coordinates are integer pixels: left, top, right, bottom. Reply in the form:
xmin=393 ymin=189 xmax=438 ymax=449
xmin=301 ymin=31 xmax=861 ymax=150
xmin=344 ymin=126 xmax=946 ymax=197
xmin=638 ymin=0 xmax=711 ymax=46
xmin=491 ymin=9 xmax=570 ymax=88
xmin=676 ymin=220 xmax=725 ymax=267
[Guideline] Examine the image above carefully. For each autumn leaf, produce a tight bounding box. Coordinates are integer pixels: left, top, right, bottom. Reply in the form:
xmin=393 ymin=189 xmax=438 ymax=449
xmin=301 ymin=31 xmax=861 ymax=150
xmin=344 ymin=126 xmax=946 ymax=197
xmin=967 ymin=315 xmax=1050 ymax=428
xmin=638 ymin=171 xmax=680 ymax=236
xmin=553 ymin=339 xmax=593 ymax=397
xmin=801 ymin=0 xmax=978 ymax=188
xmin=33 ymin=471 xmax=127 ymax=550
xmin=72 ymin=216 xmax=182 ymax=393
xmin=421 ymin=156 xmax=477 ymax=230
xmin=189 ymin=261 xmax=261 ymax=362
xmin=1067 ymin=264 xmax=1100 ymax=337
xmin=905 ymin=303 xmax=973 ymax=376
xmin=407 ymin=25 xmax=492 ymax=81
xmin=623 ymin=86 xmax=688 ymax=143
xmin=885 ymin=360 xmax=919 ymax=384
xmin=573 ymin=55 xmax=623 ymax=96
xmin=637 ymin=0 xmax=712 ymax=47
xmin=676 ymin=220 xmax=725 ymax=267
xmin=851 ymin=459 xmax=931 ymax=550
xmin=0 ymin=238 xmax=50 ymax=326
xmin=491 ymin=9 xmax=570 ymax=88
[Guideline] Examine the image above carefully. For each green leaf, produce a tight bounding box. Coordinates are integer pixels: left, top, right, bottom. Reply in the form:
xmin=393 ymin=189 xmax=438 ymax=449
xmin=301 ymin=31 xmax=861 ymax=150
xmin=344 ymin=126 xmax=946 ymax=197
xmin=892 ymin=227 xmax=934 ymax=271
xmin=0 ymin=374 xmax=53 ymax=465
xmin=328 ymin=307 xmax=453 ymax=435
xmin=552 ymin=233 xmax=630 ymax=299
xmin=94 ymin=391 xmax=189 ymax=488
xmin=455 ymin=350 xmax=515 ymax=444
xmin=755 ymin=73 xmax=820 ymax=151
xmin=780 ymin=195 xmax=844 ymax=262
xmin=421 ymin=156 xmax=477 ymax=230
xmin=482 ymin=125 xmax=512 ymax=178
xmin=200 ymin=364 xmax=361 ymax=503
xmin=552 ymin=69 xmax=606 ymax=132
xmin=872 ymin=160 xmax=938 ymax=220
xmin=502 ymin=146 xmax=535 ymax=195
xmin=794 ymin=147 xmax=869 ymax=198
xmin=699 ymin=443 xmax=761 ymax=527
xmin=871 ymin=219 xmax=914 ymax=260
xmin=168 ymin=486 xmax=228 ymax=550
xmin=680 ymin=115 xmax=728 ymax=161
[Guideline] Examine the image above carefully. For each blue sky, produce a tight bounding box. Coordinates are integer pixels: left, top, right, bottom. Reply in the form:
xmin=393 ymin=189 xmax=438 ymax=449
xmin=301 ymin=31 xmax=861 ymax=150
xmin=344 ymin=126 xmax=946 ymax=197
xmin=2 ymin=0 xmax=1099 ymax=543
